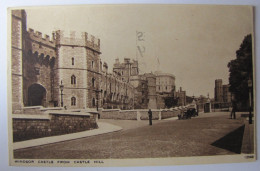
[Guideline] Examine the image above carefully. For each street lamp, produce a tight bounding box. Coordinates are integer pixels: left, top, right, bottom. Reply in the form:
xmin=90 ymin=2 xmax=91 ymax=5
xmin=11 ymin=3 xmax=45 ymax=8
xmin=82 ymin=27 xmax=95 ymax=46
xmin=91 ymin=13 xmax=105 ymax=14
xmin=94 ymin=89 xmax=101 ymax=112
xmin=59 ymin=80 xmax=64 ymax=107
xmin=248 ymin=78 xmax=253 ymax=124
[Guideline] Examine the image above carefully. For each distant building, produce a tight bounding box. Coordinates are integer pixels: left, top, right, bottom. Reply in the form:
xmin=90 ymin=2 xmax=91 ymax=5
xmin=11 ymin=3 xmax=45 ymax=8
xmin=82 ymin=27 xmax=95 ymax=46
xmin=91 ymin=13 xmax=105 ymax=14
xmin=154 ymin=71 xmax=176 ymax=109
xmin=112 ymin=58 xmax=158 ymax=109
xmin=113 ymin=58 xmax=139 ymax=82
xmin=100 ymin=62 xmax=134 ymax=110
xmin=154 ymin=71 xmax=176 ymax=94
xmin=222 ymin=85 xmax=232 ymax=103
xmin=214 ymin=79 xmax=232 ymax=108
xmin=197 ymin=95 xmax=208 ymax=112
xmin=214 ymin=79 xmax=223 ymax=103
xmin=176 ymin=87 xmax=186 ymax=106
xmin=130 ymin=75 xmax=149 ymax=109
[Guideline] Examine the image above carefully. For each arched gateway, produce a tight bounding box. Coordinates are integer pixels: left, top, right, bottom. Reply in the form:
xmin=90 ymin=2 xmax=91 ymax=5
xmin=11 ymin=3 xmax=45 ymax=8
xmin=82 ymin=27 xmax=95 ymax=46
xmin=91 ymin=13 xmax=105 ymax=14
xmin=28 ymin=83 xmax=47 ymax=107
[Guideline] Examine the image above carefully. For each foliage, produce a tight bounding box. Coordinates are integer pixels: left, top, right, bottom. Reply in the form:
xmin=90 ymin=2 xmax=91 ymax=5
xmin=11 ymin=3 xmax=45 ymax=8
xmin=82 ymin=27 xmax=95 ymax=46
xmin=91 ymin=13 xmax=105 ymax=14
xmin=164 ymin=89 xmax=178 ymax=108
xmin=227 ymin=34 xmax=253 ymax=105
xmin=186 ymin=96 xmax=194 ymax=104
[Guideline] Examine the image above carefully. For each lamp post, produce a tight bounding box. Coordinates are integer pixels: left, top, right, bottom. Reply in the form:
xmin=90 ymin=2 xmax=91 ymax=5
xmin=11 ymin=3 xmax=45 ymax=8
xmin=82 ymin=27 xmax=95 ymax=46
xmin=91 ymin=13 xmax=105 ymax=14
xmin=248 ymin=78 xmax=253 ymax=124
xmin=59 ymin=80 xmax=64 ymax=107
xmin=94 ymin=89 xmax=101 ymax=112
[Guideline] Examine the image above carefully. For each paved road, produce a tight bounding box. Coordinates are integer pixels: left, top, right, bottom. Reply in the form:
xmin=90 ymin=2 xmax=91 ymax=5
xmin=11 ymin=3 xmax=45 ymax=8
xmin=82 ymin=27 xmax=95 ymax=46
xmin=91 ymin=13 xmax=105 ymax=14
xmin=14 ymin=112 xmax=246 ymax=159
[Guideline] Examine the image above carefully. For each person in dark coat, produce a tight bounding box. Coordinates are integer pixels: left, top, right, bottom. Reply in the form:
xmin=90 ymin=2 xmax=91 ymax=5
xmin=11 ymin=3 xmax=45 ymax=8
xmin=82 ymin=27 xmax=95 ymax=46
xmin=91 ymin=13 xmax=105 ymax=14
xmin=196 ymin=103 xmax=199 ymax=116
xmin=230 ymin=101 xmax=237 ymax=119
xmin=148 ymin=109 xmax=152 ymax=125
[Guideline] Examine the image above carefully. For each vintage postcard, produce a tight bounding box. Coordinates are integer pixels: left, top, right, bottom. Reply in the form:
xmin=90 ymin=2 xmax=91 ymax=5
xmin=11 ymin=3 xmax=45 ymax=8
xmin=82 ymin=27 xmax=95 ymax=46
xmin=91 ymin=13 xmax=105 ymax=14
xmin=8 ymin=4 xmax=255 ymax=167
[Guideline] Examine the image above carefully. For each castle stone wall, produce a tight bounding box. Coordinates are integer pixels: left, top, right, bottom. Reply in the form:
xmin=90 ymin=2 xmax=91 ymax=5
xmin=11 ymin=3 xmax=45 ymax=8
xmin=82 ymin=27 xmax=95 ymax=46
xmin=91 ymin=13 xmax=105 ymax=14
xmin=11 ymin=10 xmax=26 ymax=112
xmin=161 ymin=110 xmax=180 ymax=119
xmin=13 ymin=112 xmax=98 ymax=142
xmin=55 ymin=39 xmax=88 ymax=109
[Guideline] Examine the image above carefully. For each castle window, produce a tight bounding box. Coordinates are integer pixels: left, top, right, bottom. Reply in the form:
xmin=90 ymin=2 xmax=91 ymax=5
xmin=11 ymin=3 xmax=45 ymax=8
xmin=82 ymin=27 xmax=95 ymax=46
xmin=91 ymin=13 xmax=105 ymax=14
xmin=72 ymin=57 xmax=74 ymax=65
xmin=34 ymin=67 xmax=40 ymax=75
xmin=71 ymin=75 xmax=76 ymax=84
xmin=92 ymin=78 xmax=95 ymax=87
xmin=91 ymin=61 xmax=94 ymax=68
xmin=142 ymin=98 xmax=145 ymax=104
xmin=71 ymin=97 xmax=76 ymax=106
xmin=166 ymin=86 xmax=167 ymax=90
xmin=92 ymin=98 xmax=96 ymax=107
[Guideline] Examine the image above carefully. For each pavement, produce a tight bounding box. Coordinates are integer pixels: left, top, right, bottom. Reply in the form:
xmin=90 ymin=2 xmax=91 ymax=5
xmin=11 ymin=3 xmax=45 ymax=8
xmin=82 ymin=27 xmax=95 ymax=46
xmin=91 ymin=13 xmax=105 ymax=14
xmin=13 ymin=117 xmax=178 ymax=150
xmin=13 ymin=122 xmax=122 ymax=150
xmin=241 ymin=117 xmax=255 ymax=154
xmin=13 ymin=112 xmax=254 ymax=155
xmin=197 ymin=111 xmax=255 ymax=154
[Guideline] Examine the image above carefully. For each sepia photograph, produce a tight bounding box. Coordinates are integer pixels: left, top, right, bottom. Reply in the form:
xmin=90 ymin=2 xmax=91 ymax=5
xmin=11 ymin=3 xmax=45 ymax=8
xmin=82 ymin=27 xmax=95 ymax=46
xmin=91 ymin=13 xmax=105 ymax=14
xmin=7 ymin=4 xmax=255 ymax=167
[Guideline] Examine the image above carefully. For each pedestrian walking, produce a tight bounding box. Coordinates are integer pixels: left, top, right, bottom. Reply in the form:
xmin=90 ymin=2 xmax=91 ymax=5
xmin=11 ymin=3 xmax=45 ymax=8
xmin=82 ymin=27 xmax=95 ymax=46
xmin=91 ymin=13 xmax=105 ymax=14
xmin=148 ymin=109 xmax=152 ymax=125
xmin=196 ymin=103 xmax=199 ymax=116
xmin=230 ymin=101 xmax=237 ymax=119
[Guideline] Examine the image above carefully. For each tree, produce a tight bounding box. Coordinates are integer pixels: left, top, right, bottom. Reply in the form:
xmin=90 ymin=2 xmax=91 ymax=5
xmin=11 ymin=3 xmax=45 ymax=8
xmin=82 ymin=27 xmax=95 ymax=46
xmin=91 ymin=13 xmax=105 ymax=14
xmin=227 ymin=34 xmax=253 ymax=109
xmin=164 ymin=89 xmax=178 ymax=108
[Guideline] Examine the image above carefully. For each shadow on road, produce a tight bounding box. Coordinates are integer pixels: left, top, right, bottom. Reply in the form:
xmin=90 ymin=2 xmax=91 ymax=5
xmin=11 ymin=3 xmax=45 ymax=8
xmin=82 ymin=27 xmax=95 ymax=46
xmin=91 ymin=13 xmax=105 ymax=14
xmin=211 ymin=125 xmax=245 ymax=154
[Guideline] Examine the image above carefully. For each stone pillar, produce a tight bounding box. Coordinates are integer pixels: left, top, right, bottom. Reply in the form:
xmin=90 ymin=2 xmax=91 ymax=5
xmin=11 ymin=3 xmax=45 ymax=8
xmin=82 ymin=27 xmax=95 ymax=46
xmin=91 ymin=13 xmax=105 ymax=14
xmin=159 ymin=110 xmax=162 ymax=120
xmin=11 ymin=10 xmax=26 ymax=113
xmin=137 ymin=111 xmax=141 ymax=121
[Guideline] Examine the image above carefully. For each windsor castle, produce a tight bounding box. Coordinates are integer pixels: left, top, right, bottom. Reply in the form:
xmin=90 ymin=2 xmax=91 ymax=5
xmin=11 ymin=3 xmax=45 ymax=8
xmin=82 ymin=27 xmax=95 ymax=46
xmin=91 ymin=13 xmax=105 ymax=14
xmin=11 ymin=10 xmax=177 ymax=114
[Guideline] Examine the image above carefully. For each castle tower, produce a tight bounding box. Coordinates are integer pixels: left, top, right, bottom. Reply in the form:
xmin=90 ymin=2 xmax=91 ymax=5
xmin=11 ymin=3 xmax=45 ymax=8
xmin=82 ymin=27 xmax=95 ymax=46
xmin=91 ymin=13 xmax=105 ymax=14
xmin=112 ymin=58 xmax=139 ymax=83
xmin=11 ymin=10 xmax=27 ymax=113
xmin=214 ymin=79 xmax=223 ymax=103
xmin=54 ymin=30 xmax=101 ymax=109
xmin=131 ymin=59 xmax=139 ymax=76
xmin=22 ymin=28 xmax=56 ymax=108
xmin=145 ymin=73 xmax=157 ymax=109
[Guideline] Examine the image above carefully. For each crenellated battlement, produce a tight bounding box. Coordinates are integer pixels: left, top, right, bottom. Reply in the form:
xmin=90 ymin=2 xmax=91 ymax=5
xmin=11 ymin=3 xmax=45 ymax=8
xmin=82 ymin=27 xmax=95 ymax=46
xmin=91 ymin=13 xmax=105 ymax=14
xmin=55 ymin=30 xmax=100 ymax=53
xmin=27 ymin=28 xmax=55 ymax=48
xmin=113 ymin=58 xmax=139 ymax=68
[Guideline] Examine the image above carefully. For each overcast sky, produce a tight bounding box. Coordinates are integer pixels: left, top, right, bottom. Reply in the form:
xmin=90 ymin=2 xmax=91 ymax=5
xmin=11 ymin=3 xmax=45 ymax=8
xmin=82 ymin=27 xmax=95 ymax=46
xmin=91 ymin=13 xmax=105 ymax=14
xmin=24 ymin=5 xmax=253 ymax=97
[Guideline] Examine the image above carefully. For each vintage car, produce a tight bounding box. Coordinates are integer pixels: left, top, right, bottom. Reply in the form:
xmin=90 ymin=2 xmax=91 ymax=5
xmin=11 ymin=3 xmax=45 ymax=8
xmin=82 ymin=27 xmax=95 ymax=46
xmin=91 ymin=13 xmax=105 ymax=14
xmin=178 ymin=105 xmax=198 ymax=120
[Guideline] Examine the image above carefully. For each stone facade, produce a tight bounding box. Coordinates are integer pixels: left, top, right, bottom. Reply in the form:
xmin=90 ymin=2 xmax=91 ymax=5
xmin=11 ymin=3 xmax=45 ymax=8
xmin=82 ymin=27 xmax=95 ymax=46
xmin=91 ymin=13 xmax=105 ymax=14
xmin=112 ymin=58 xmax=159 ymax=109
xmin=53 ymin=30 xmax=101 ymax=109
xmin=100 ymin=64 xmax=135 ymax=110
xmin=214 ymin=79 xmax=223 ymax=103
xmin=222 ymin=85 xmax=232 ymax=103
xmin=130 ymin=75 xmax=149 ymax=109
xmin=144 ymin=73 xmax=157 ymax=109
xmin=11 ymin=9 xmax=178 ymax=112
xmin=176 ymin=87 xmax=186 ymax=106
xmin=155 ymin=71 xmax=176 ymax=94
xmin=11 ymin=10 xmax=26 ymax=113
xmin=11 ymin=10 xmax=134 ymax=112
xmin=154 ymin=71 xmax=176 ymax=109
xmin=113 ymin=58 xmax=139 ymax=82
xmin=99 ymin=109 xmax=180 ymax=120
xmin=214 ymin=79 xmax=232 ymax=108
xmin=196 ymin=95 xmax=209 ymax=112
xmin=13 ymin=112 xmax=98 ymax=142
